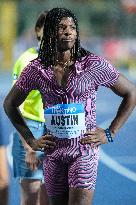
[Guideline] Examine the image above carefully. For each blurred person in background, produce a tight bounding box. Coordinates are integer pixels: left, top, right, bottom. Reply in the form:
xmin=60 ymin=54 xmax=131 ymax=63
xmin=11 ymin=11 xmax=49 ymax=205
xmin=0 ymin=98 xmax=9 ymax=205
xmin=0 ymin=145 xmax=8 ymax=205
xmin=3 ymin=7 xmax=136 ymax=205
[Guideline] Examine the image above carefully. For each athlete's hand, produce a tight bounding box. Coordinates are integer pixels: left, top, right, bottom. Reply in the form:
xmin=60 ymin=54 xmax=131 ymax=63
xmin=25 ymin=150 xmax=41 ymax=170
xmin=30 ymin=135 xmax=56 ymax=151
xmin=80 ymin=127 xmax=108 ymax=147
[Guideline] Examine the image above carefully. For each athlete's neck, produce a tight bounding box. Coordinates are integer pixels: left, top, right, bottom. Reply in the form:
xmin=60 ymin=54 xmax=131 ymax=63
xmin=57 ymin=50 xmax=71 ymax=64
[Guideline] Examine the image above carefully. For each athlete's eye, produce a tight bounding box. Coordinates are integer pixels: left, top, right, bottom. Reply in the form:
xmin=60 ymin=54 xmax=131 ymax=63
xmin=71 ymin=26 xmax=76 ymax=30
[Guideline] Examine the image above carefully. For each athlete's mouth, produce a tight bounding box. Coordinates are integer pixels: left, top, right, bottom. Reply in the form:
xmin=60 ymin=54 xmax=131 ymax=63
xmin=62 ymin=39 xmax=73 ymax=42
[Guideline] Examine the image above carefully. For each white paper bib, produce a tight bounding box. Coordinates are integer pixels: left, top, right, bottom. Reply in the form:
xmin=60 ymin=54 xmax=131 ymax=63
xmin=44 ymin=103 xmax=86 ymax=139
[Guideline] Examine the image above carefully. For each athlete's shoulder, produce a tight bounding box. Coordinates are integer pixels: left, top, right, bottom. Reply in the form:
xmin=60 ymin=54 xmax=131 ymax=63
xmin=83 ymin=53 xmax=106 ymax=63
xmin=28 ymin=57 xmax=44 ymax=72
xmin=81 ymin=53 xmax=111 ymax=71
xmin=76 ymin=53 xmax=103 ymax=71
xmin=30 ymin=57 xmax=42 ymax=66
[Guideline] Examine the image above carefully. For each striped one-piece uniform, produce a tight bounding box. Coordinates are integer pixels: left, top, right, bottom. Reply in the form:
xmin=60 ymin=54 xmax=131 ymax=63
xmin=16 ymin=53 xmax=119 ymax=196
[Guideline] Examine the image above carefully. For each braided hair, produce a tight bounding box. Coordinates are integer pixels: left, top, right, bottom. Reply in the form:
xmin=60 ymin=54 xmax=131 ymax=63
xmin=38 ymin=7 xmax=90 ymax=68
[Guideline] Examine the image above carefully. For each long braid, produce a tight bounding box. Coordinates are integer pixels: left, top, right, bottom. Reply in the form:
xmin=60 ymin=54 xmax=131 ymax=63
xmin=38 ymin=8 xmax=90 ymax=68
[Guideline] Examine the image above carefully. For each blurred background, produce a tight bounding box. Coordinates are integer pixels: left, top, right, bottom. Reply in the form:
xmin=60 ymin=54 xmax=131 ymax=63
xmin=0 ymin=0 xmax=136 ymax=205
xmin=1 ymin=0 xmax=136 ymax=72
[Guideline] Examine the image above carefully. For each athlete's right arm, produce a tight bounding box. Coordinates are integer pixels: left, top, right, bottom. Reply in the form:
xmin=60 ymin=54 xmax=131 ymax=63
xmin=12 ymin=55 xmax=32 ymax=151
xmin=3 ymin=84 xmax=35 ymax=144
xmin=3 ymin=84 xmax=56 ymax=151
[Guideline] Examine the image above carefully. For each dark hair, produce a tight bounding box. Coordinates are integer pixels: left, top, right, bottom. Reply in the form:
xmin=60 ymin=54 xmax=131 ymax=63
xmin=35 ymin=11 xmax=48 ymax=31
xmin=38 ymin=7 xmax=90 ymax=68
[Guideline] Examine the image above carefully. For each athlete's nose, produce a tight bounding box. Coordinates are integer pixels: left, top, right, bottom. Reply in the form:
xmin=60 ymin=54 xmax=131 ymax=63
xmin=64 ymin=27 xmax=72 ymax=36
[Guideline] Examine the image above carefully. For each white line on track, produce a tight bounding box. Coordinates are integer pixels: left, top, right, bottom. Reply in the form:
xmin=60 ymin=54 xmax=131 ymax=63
xmin=99 ymin=119 xmax=136 ymax=182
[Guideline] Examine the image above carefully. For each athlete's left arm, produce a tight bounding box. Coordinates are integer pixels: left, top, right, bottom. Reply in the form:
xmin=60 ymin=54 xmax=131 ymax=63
xmin=80 ymin=74 xmax=136 ymax=146
xmin=109 ymin=73 xmax=136 ymax=135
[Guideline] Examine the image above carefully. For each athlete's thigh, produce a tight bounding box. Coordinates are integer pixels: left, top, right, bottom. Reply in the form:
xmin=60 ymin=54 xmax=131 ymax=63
xmin=44 ymin=157 xmax=69 ymax=197
xmin=44 ymin=157 xmax=69 ymax=205
xmin=68 ymin=144 xmax=99 ymax=191
xmin=68 ymin=144 xmax=99 ymax=205
xmin=69 ymin=187 xmax=94 ymax=205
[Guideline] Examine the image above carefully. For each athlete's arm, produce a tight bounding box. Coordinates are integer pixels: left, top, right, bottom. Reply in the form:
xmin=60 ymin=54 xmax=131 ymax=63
xmin=109 ymin=73 xmax=136 ymax=135
xmin=4 ymin=84 xmax=31 ymax=139
xmin=3 ymin=84 xmax=56 ymax=150
xmin=80 ymin=74 xmax=136 ymax=146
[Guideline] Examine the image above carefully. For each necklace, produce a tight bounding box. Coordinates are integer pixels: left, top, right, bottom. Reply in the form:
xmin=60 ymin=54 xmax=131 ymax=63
xmin=55 ymin=59 xmax=71 ymax=71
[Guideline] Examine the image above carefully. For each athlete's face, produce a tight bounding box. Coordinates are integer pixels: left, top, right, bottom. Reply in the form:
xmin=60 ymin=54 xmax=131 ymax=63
xmin=57 ymin=17 xmax=77 ymax=52
xmin=35 ymin=27 xmax=44 ymax=47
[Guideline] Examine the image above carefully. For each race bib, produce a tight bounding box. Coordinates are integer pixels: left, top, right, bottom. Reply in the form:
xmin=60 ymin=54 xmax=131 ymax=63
xmin=44 ymin=103 xmax=86 ymax=139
